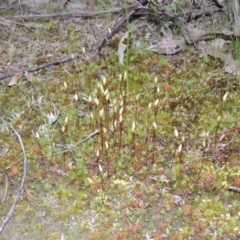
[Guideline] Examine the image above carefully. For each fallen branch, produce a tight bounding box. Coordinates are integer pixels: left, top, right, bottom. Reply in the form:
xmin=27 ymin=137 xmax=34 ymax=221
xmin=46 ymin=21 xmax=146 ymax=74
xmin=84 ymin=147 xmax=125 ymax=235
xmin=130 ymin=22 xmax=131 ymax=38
xmin=0 ymin=118 xmax=27 ymax=234
xmin=169 ymin=6 xmax=221 ymax=21
xmin=96 ymin=0 xmax=149 ymax=50
xmin=4 ymin=8 xmax=123 ymax=20
xmin=228 ymin=186 xmax=240 ymax=193
xmin=72 ymin=129 xmax=100 ymax=150
xmin=0 ymin=52 xmax=82 ymax=81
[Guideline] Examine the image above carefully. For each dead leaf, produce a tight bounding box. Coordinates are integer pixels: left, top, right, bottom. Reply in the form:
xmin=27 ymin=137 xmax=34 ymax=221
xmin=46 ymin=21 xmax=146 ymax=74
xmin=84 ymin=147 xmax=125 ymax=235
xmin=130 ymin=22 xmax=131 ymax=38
xmin=149 ymin=26 xmax=182 ymax=55
xmin=182 ymin=26 xmax=213 ymax=44
xmin=8 ymin=72 xmax=23 ymax=86
xmin=210 ymin=38 xmax=227 ymax=50
xmin=171 ymin=195 xmax=185 ymax=205
xmin=182 ymin=25 xmax=234 ymax=44
xmin=198 ymin=42 xmax=236 ymax=65
xmin=149 ymin=38 xmax=182 ymax=55
xmin=25 ymin=188 xmax=36 ymax=202
xmin=118 ymin=32 xmax=128 ymax=65
xmin=222 ymin=28 xmax=233 ymax=36
xmin=197 ymin=42 xmax=240 ymax=76
xmin=225 ymin=64 xmax=240 ymax=76
xmin=24 ymin=71 xmax=33 ymax=82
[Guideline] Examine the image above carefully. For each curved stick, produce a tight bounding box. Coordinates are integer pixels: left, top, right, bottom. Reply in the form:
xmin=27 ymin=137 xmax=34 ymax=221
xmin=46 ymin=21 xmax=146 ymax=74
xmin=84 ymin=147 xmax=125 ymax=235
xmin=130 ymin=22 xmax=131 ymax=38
xmin=0 ymin=118 xmax=27 ymax=234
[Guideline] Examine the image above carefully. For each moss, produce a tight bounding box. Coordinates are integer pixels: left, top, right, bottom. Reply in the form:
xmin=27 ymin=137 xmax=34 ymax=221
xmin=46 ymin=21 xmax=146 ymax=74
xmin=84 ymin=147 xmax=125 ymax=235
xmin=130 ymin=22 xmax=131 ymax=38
xmin=0 ymin=12 xmax=240 ymax=238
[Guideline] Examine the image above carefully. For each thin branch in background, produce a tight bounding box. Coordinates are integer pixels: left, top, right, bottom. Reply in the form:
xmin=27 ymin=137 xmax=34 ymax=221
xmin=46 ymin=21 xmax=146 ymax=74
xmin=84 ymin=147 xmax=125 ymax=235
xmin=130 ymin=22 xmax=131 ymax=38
xmin=55 ymin=129 xmax=100 ymax=154
xmin=0 ymin=117 xmax=27 ymax=234
xmin=71 ymin=129 xmax=100 ymax=150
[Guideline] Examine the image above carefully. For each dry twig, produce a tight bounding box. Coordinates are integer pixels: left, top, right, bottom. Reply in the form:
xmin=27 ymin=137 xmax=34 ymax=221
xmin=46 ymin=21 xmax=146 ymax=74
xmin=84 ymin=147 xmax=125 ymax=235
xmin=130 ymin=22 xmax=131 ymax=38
xmin=4 ymin=8 xmax=123 ymax=20
xmin=55 ymin=129 xmax=100 ymax=153
xmin=228 ymin=186 xmax=240 ymax=193
xmin=0 ymin=53 xmax=83 ymax=81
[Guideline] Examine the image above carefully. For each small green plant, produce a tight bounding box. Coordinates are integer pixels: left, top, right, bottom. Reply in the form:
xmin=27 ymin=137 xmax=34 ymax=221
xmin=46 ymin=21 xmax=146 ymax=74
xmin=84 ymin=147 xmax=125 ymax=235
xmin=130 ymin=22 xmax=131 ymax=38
xmin=233 ymin=37 xmax=240 ymax=63
xmin=158 ymin=56 xmax=170 ymax=68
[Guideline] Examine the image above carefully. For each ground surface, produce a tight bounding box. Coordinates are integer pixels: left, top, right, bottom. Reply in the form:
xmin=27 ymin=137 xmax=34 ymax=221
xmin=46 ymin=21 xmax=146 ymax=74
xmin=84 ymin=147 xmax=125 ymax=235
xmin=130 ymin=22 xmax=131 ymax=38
xmin=1 ymin=1 xmax=240 ymax=240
